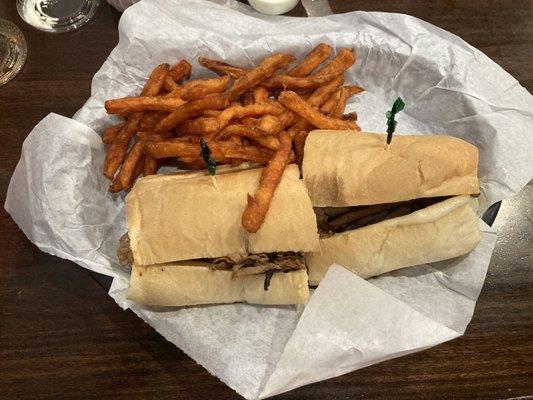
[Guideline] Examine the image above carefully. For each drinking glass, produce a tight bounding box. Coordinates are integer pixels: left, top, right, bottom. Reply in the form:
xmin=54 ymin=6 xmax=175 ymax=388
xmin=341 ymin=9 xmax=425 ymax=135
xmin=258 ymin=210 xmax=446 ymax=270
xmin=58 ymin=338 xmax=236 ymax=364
xmin=17 ymin=0 xmax=100 ymax=33
xmin=0 ymin=19 xmax=27 ymax=86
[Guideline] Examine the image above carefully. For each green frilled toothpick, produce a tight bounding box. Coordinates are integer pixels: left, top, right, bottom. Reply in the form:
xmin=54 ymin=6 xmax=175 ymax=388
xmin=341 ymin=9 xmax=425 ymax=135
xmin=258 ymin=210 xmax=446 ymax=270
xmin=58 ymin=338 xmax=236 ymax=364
xmin=200 ymin=138 xmax=218 ymax=187
xmin=385 ymin=97 xmax=405 ymax=148
xmin=200 ymin=138 xmax=216 ymax=175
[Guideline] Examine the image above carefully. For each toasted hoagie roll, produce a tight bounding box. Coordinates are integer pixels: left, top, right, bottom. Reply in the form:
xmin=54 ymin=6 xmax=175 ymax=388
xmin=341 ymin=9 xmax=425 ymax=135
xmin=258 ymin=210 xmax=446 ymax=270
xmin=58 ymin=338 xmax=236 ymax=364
xmin=306 ymin=195 xmax=479 ymax=285
xmin=302 ymin=131 xmax=480 ymax=284
xmin=129 ymin=262 xmax=310 ymax=307
xmin=123 ymin=164 xmax=318 ymax=306
xmin=304 ymin=131 xmax=479 ymax=207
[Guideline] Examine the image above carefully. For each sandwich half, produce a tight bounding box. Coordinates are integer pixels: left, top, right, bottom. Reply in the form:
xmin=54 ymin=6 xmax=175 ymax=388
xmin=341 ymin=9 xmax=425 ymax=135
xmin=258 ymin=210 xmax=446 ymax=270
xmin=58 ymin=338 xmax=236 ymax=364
xmin=123 ymin=164 xmax=319 ymax=306
xmin=302 ymin=130 xmax=481 ymax=285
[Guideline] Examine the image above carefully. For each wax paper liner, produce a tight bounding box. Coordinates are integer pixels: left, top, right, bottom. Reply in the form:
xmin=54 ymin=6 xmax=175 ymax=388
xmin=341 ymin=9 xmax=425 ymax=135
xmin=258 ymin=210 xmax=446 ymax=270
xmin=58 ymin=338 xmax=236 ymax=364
xmin=5 ymin=0 xmax=533 ymax=398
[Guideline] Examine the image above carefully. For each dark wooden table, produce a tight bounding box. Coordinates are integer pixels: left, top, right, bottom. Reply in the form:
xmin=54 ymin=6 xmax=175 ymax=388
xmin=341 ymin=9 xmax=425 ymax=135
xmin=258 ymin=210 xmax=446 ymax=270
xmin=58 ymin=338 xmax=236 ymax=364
xmin=1 ymin=1 xmax=531 ymax=399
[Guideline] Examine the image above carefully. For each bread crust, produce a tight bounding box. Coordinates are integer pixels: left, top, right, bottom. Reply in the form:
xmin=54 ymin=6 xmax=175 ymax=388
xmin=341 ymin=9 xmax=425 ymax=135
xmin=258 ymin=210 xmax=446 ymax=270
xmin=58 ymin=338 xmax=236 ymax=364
xmin=303 ymin=131 xmax=479 ymax=207
xmin=305 ymin=195 xmax=480 ymax=285
xmin=126 ymin=164 xmax=319 ymax=266
xmin=128 ymin=262 xmax=310 ymax=306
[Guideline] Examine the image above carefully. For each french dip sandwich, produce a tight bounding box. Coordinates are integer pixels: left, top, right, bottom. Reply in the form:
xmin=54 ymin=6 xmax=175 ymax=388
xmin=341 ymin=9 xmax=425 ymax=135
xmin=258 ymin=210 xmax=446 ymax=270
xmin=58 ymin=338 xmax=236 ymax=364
xmin=302 ymin=130 xmax=480 ymax=285
xmin=121 ymin=165 xmax=319 ymax=306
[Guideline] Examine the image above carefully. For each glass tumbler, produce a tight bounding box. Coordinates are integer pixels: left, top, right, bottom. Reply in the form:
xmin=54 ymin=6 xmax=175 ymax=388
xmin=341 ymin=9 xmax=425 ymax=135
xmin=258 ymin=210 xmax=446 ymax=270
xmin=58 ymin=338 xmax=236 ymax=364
xmin=16 ymin=0 xmax=100 ymax=33
xmin=0 ymin=19 xmax=27 ymax=86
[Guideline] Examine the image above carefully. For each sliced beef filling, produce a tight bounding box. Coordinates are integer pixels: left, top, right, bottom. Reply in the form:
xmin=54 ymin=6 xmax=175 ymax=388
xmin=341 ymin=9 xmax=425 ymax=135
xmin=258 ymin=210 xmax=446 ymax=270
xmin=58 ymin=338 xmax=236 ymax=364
xmin=212 ymin=252 xmax=306 ymax=291
xmin=316 ymin=196 xmax=450 ymax=237
xmin=211 ymin=252 xmax=306 ymax=277
xmin=117 ymin=235 xmax=305 ymax=290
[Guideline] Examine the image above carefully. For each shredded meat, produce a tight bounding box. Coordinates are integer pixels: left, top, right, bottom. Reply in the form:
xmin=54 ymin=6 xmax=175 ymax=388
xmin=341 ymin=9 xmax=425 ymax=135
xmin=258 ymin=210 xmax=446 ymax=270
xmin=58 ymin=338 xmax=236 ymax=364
xmin=118 ymin=233 xmax=133 ymax=267
xmin=317 ymin=196 xmax=450 ymax=236
xmin=117 ymin=234 xmax=305 ymax=281
xmin=212 ymin=253 xmax=269 ymax=271
xmin=212 ymin=252 xmax=306 ymax=278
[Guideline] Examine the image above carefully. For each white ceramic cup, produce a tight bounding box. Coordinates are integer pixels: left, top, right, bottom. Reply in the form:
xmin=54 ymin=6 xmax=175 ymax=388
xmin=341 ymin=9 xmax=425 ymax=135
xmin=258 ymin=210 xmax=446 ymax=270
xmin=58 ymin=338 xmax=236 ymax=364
xmin=248 ymin=0 xmax=300 ymax=15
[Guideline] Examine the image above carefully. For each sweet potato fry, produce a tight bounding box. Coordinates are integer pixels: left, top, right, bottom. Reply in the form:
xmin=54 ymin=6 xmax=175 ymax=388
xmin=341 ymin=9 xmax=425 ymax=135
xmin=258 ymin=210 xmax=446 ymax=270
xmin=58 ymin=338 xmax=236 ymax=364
xmin=287 ymin=78 xmax=346 ymax=135
xmin=111 ymin=140 xmax=144 ymax=192
xmin=228 ymin=135 xmax=246 ymax=146
xmin=155 ymin=93 xmax=229 ymax=133
xmin=252 ymin=86 xmax=269 ymax=103
xmin=261 ymin=74 xmax=336 ymax=90
xmin=144 ymin=139 xmax=214 ymax=159
xmin=282 ymin=77 xmax=344 ymax=133
xmin=313 ymin=47 xmax=356 ymax=78
xmin=278 ymin=110 xmax=298 ymax=128
xmin=228 ymin=53 xmax=295 ymax=100
xmin=139 ymin=112 xmax=167 ymax=130
xmin=137 ymin=130 xmax=173 ymax=142
xmin=293 ymin=130 xmax=308 ymax=167
xmin=163 ymin=76 xmax=179 ymax=92
xmin=287 ymin=43 xmax=332 ymax=77
xmin=102 ymin=123 xmax=124 ymax=144
xmin=218 ymin=124 xmax=260 ymax=138
xmin=231 ymin=159 xmax=244 ymax=167
xmin=250 ymin=135 xmax=281 ymax=151
xmin=241 ymin=132 xmax=292 ymax=233
xmin=287 ymin=119 xmax=309 ymax=138
xmin=201 ymin=110 xmax=221 ymax=117
xmin=240 ymin=138 xmax=253 ymax=147
xmin=278 ymin=90 xmax=359 ymax=131
xmin=320 ymin=89 xmax=341 ymax=115
xmin=242 ymin=92 xmax=254 ymax=106
xmin=105 ymin=96 xmax=186 ymax=114
xmin=330 ymin=87 xmax=348 ymax=119
xmin=320 ymin=89 xmax=361 ymax=129
xmin=180 ymin=75 xmax=230 ymax=101
xmin=108 ymin=179 xmax=122 ymax=193
xmin=140 ymin=127 xmax=172 ymax=175
xmin=144 ymin=138 xmax=271 ymax=164
xmin=178 ymin=117 xmax=219 ymax=135
xmin=134 ymin=155 xmax=146 ymax=178
xmin=165 ymin=87 xmax=182 ymax=98
xmin=218 ymin=142 xmax=273 ymax=163
xmin=215 ymin=103 xmax=285 ymax=132
xmin=142 ymin=156 xmax=159 ymax=176
xmin=306 ymin=76 xmax=344 ymax=108
xmin=180 ymin=152 xmax=232 ymax=165
xmin=104 ymin=114 xmax=142 ymax=180
xmin=236 ymin=116 xmax=257 ymax=126
xmin=342 ymin=112 xmax=358 ymax=121
xmin=198 ymin=57 xmax=246 ymax=79
xmin=177 ymin=135 xmax=202 ymax=143
xmin=314 ymin=84 xmax=362 ymax=119
xmin=344 ymin=85 xmax=364 ymax=98
xmin=104 ymin=63 xmax=169 ymax=180
xmin=179 ymin=158 xmax=210 ymax=169
xmin=169 ymin=60 xmax=192 ymax=82
xmin=285 ymin=76 xmax=344 ymax=134
xmin=256 ymin=114 xmax=282 ymax=135
xmin=139 ymin=132 xmax=165 ymax=177
xmin=218 ymin=124 xmax=280 ymax=150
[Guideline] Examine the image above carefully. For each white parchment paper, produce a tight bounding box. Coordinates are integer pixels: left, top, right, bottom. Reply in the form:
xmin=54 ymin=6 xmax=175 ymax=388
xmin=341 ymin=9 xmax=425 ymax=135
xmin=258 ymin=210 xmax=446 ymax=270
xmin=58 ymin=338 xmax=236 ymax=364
xmin=5 ymin=0 xmax=533 ymax=398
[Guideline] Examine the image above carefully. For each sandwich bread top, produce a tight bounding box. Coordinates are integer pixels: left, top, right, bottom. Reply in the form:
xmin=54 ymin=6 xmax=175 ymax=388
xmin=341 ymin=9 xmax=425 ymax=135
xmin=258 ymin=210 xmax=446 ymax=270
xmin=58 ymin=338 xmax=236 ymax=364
xmin=303 ymin=131 xmax=479 ymax=207
xmin=126 ymin=164 xmax=319 ymax=266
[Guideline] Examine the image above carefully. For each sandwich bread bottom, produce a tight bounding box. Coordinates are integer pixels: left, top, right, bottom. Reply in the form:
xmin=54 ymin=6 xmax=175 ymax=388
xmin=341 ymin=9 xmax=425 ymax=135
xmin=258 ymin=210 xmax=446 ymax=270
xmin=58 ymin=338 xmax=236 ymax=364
xmin=128 ymin=262 xmax=310 ymax=306
xmin=305 ymin=195 xmax=480 ymax=285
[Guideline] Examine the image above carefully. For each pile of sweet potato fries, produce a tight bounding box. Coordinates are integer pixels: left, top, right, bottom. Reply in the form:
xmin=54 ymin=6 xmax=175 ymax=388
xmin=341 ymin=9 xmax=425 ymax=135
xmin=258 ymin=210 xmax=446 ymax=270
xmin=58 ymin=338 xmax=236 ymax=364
xmin=103 ymin=43 xmax=362 ymax=232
